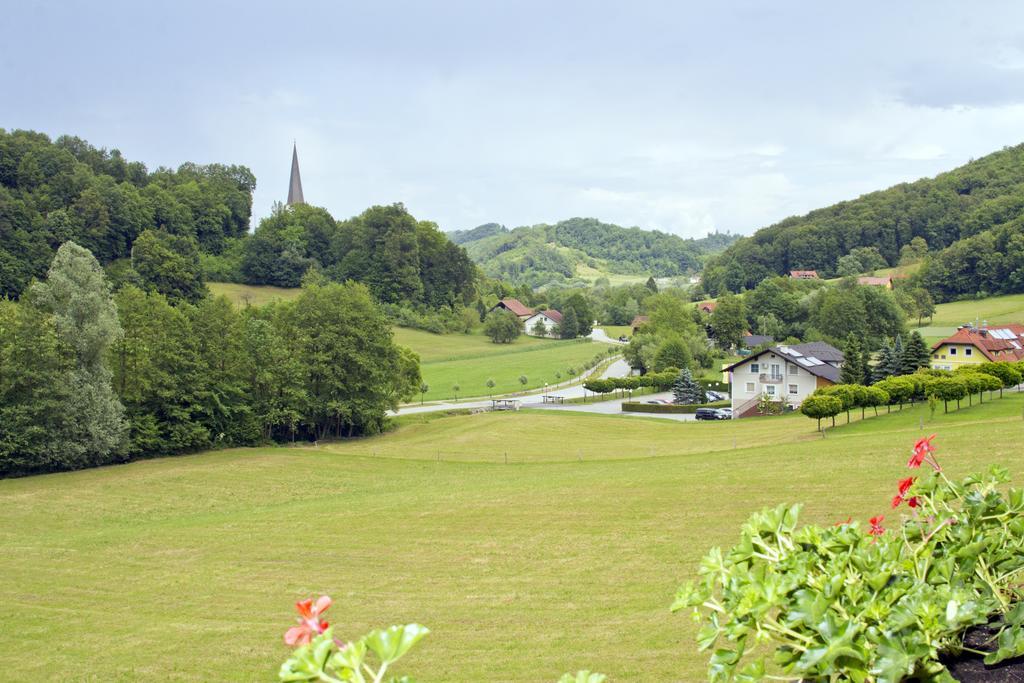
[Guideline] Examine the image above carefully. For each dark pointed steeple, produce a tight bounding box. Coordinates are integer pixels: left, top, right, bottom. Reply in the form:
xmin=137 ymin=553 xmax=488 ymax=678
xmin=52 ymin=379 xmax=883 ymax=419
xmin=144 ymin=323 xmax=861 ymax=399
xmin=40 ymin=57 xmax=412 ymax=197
xmin=287 ymin=142 xmax=304 ymax=205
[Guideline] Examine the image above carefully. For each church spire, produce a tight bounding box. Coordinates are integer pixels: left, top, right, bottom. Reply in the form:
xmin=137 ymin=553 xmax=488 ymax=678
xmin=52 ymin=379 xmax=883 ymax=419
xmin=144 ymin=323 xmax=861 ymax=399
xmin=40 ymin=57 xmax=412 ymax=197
xmin=287 ymin=142 xmax=305 ymax=205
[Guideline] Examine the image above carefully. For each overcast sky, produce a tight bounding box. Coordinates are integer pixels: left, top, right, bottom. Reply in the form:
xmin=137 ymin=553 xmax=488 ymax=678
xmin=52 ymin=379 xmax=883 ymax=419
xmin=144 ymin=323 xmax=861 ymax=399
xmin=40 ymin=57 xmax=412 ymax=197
xmin=5 ymin=1 xmax=1024 ymax=237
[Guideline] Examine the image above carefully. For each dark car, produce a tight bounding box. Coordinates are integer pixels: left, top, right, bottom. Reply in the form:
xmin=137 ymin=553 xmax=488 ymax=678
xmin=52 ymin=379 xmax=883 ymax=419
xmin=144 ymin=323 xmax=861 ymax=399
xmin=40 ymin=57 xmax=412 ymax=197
xmin=694 ymin=407 xmax=720 ymax=420
xmin=618 ymin=335 xmax=629 ymax=342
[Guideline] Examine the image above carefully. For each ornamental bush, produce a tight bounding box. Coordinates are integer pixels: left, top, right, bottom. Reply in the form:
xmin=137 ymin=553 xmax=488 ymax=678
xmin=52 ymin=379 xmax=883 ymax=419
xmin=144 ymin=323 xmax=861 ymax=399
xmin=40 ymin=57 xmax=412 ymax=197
xmin=674 ymin=435 xmax=1024 ymax=682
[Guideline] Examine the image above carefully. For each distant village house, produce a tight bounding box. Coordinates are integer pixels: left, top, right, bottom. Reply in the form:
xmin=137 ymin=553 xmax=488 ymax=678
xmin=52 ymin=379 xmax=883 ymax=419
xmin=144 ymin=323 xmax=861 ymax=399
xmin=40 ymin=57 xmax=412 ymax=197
xmin=630 ymin=315 xmax=649 ymax=334
xmin=489 ymin=298 xmax=534 ymax=321
xmin=789 ymin=270 xmax=819 ymax=280
xmin=856 ymin=276 xmax=893 ymax=289
xmin=524 ymin=309 xmax=563 ymax=337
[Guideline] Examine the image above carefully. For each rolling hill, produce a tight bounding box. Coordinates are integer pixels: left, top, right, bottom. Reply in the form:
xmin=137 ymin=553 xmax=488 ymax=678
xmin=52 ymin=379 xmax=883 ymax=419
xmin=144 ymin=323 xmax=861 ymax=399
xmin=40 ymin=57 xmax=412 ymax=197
xmin=449 ymin=217 xmax=738 ymax=288
xmin=702 ymin=142 xmax=1024 ymax=300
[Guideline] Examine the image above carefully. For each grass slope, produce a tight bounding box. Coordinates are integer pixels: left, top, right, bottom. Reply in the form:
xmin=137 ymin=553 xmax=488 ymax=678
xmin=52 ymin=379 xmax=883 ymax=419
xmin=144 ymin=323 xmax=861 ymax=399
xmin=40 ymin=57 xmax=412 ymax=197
xmin=918 ymin=292 xmax=1024 ymax=328
xmin=3 ymin=395 xmax=1024 ymax=680
xmin=394 ymin=328 xmax=612 ymax=401
xmin=207 ymin=282 xmax=302 ymax=306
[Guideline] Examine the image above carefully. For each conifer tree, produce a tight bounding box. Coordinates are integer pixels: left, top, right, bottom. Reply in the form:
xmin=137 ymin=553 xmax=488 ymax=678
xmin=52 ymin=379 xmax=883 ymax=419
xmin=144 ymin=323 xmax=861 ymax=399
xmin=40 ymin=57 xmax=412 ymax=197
xmin=892 ymin=334 xmax=905 ymax=374
xmin=903 ymin=331 xmax=931 ymax=372
xmin=840 ymin=335 xmax=864 ymax=385
xmin=560 ymin=307 xmax=579 ymax=339
xmin=871 ymin=344 xmax=896 ymax=384
xmin=672 ymin=368 xmax=706 ymax=405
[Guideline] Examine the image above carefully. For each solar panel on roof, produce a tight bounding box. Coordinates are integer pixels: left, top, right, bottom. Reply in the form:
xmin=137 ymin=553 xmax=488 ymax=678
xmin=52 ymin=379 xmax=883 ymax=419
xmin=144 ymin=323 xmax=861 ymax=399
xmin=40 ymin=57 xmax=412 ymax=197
xmin=807 ymin=357 xmax=825 ymax=366
xmin=796 ymin=358 xmax=814 ymax=367
xmin=1013 ymin=341 xmax=1022 ymax=349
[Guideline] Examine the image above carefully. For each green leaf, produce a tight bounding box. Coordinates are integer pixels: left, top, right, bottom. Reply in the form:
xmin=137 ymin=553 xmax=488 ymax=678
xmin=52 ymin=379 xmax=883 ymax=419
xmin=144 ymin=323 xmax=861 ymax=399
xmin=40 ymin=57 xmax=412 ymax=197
xmin=984 ymin=625 xmax=1024 ymax=665
xmin=363 ymin=624 xmax=430 ymax=665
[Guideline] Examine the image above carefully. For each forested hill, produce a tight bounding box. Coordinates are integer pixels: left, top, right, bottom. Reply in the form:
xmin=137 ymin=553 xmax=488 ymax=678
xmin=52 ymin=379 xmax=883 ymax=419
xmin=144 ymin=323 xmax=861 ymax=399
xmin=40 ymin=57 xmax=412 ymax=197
xmin=0 ymin=129 xmax=255 ymax=298
xmin=450 ymin=217 xmax=738 ymax=288
xmin=703 ymin=142 xmax=1024 ymax=298
xmin=0 ymin=130 xmax=477 ymax=309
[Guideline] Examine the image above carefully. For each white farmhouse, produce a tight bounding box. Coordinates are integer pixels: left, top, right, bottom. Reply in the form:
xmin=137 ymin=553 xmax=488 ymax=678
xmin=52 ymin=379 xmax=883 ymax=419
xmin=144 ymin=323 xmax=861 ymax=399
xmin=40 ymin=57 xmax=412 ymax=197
xmin=523 ymin=309 xmax=563 ymax=337
xmin=724 ymin=342 xmax=844 ymax=418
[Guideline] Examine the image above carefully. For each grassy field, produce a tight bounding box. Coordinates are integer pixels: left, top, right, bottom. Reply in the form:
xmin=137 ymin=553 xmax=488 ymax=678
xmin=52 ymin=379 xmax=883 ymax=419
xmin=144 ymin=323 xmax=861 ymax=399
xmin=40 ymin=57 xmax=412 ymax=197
xmin=597 ymin=325 xmax=631 ymax=339
xmin=393 ymin=328 xmax=612 ymax=401
xmin=3 ymin=393 xmax=1024 ymax=681
xmin=915 ymin=292 xmax=1024 ymax=329
xmin=208 ymin=281 xmax=303 ymax=306
xmin=206 ymin=284 xmax=612 ymax=401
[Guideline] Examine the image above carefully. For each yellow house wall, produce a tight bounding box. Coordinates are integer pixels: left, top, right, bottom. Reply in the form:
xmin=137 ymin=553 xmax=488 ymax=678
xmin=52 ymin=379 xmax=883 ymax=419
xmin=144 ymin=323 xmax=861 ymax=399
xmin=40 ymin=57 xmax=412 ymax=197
xmin=929 ymin=344 xmax=984 ymax=370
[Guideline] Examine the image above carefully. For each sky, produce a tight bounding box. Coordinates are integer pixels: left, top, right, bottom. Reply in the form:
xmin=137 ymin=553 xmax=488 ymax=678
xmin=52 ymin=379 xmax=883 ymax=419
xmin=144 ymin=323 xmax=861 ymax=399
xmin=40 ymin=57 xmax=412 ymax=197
xmin=5 ymin=1 xmax=1024 ymax=238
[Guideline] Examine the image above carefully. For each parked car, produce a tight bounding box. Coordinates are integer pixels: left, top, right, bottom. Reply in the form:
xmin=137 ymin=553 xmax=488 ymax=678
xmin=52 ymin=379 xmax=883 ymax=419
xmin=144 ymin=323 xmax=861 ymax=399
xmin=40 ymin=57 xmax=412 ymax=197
xmin=715 ymin=407 xmax=733 ymax=420
xmin=618 ymin=335 xmax=629 ymax=342
xmin=705 ymin=390 xmax=726 ymax=401
xmin=695 ymin=407 xmax=720 ymax=420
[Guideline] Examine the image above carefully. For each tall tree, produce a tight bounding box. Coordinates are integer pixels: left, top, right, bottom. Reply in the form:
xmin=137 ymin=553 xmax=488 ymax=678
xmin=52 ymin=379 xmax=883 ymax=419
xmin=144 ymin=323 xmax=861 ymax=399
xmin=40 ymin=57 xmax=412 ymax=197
xmin=28 ymin=242 xmax=127 ymax=467
xmin=902 ymin=331 xmax=932 ymax=372
xmin=559 ymin=307 xmax=579 ymax=339
xmin=710 ymin=291 xmax=747 ymax=350
xmin=840 ymin=335 xmax=864 ymax=385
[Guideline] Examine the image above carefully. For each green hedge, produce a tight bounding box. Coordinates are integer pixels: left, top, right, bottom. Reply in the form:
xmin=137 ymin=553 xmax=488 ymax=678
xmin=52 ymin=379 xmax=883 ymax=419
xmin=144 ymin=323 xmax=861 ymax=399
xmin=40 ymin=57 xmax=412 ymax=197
xmin=622 ymin=399 xmax=730 ymax=414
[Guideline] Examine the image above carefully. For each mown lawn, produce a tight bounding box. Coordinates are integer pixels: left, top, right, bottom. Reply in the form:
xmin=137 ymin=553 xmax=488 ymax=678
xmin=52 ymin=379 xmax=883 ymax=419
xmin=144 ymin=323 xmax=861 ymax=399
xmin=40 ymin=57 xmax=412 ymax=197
xmin=2 ymin=393 xmax=1024 ymax=681
xmin=393 ymin=328 xmax=612 ymax=401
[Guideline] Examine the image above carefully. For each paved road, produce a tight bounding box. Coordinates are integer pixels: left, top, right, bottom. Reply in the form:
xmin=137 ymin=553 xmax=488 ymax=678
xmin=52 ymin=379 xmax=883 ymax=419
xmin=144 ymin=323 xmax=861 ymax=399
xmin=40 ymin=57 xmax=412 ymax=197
xmin=588 ymin=328 xmax=628 ymax=345
xmin=392 ymin=357 xmax=632 ymax=416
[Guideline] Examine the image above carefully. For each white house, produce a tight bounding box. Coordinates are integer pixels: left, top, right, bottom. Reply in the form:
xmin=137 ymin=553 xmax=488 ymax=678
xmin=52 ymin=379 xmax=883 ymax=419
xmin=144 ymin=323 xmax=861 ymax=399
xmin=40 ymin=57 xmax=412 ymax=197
xmin=524 ymin=309 xmax=563 ymax=337
xmin=724 ymin=342 xmax=844 ymax=418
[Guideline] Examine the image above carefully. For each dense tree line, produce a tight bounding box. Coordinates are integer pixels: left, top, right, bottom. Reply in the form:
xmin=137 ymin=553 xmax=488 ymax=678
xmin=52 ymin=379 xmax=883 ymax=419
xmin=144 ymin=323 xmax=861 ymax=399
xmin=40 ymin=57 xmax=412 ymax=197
xmin=460 ymin=218 xmax=738 ymax=287
xmin=702 ymin=143 xmax=1024 ymax=297
xmin=0 ymin=244 xmax=420 ymax=477
xmin=236 ymin=203 xmax=477 ymax=308
xmin=0 ymin=129 xmax=254 ymax=299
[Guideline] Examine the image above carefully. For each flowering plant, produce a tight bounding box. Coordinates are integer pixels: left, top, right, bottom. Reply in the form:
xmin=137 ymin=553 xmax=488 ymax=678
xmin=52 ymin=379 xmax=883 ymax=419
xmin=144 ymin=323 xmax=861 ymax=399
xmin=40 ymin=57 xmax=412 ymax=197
xmin=277 ymin=597 xmax=604 ymax=682
xmin=673 ymin=435 xmax=1024 ymax=681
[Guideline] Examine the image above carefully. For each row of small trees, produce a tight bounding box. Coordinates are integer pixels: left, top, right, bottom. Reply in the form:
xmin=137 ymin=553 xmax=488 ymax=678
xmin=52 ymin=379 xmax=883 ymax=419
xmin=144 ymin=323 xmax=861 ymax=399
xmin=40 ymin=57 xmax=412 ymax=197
xmin=584 ymin=368 xmax=712 ymax=405
xmin=802 ymin=362 xmax=1023 ymax=430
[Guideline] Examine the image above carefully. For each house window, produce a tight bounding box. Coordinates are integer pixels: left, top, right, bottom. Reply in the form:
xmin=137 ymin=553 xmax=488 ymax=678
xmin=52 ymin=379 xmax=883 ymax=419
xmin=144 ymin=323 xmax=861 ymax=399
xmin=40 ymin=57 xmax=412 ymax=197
xmin=949 ymin=347 xmax=957 ymax=356
xmin=766 ymin=385 xmax=776 ymax=396
xmin=750 ymin=363 xmax=760 ymax=373
xmin=745 ymin=382 xmax=755 ymax=393
xmin=965 ymin=348 xmax=973 ymax=356
xmin=789 ymin=384 xmax=798 ymax=395
xmin=770 ymin=363 xmax=781 ymax=378
xmin=788 ymin=365 xmax=798 ymax=375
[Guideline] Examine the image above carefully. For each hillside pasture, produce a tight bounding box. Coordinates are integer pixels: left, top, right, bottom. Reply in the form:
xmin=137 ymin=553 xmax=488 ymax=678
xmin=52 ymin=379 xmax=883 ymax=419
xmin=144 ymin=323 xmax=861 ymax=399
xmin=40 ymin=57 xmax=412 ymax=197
xmin=917 ymin=292 xmax=1024 ymax=328
xmin=2 ymin=396 xmax=1023 ymax=681
xmin=396 ymin=328 xmax=613 ymax=401
xmin=207 ymin=281 xmax=302 ymax=306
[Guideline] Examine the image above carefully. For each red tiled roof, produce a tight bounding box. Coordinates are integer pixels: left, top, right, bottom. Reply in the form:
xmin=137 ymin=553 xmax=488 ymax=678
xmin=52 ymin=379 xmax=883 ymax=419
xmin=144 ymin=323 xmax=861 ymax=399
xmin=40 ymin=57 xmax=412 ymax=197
xmin=630 ymin=315 xmax=649 ymax=327
xmin=790 ymin=270 xmax=819 ymax=278
xmin=542 ymin=309 xmax=563 ymax=324
xmin=495 ymin=298 xmax=534 ymax=317
xmin=857 ymin=276 xmax=891 ymax=286
xmin=696 ymin=301 xmax=717 ymax=313
xmin=931 ymin=326 xmax=1024 ymax=362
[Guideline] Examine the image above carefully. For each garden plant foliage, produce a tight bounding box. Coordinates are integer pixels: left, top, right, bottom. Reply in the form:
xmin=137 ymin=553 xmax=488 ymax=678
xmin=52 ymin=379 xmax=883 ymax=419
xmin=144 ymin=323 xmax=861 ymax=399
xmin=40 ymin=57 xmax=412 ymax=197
xmin=675 ymin=436 xmax=1024 ymax=682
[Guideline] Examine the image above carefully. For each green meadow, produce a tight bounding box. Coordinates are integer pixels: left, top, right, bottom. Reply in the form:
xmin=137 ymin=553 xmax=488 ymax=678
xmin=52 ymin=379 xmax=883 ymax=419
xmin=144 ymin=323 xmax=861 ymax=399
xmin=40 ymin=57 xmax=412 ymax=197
xmin=2 ymin=394 xmax=1024 ymax=681
xmin=392 ymin=328 xmax=613 ymax=401
xmin=206 ymin=283 xmax=613 ymax=401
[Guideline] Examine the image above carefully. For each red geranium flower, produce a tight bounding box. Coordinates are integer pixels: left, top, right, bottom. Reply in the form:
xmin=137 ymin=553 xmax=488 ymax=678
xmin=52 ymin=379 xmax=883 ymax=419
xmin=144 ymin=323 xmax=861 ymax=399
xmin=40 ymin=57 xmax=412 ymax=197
xmin=284 ymin=595 xmax=332 ymax=646
xmin=869 ymin=515 xmax=885 ymax=536
xmin=892 ymin=477 xmax=917 ymax=508
xmin=908 ymin=434 xmax=937 ymax=469
xmin=907 ymin=496 xmax=920 ymax=508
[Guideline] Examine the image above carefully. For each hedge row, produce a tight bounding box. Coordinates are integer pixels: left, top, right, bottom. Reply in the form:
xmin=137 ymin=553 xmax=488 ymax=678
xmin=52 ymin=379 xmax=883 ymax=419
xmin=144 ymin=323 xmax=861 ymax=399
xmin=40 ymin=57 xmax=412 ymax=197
xmin=623 ymin=399 xmax=730 ymax=414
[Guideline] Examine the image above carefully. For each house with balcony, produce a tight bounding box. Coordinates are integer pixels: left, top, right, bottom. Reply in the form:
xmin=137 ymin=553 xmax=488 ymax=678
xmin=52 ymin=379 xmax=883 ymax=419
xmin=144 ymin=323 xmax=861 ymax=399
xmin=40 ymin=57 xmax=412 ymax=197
xmin=930 ymin=324 xmax=1024 ymax=370
xmin=724 ymin=342 xmax=844 ymax=418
